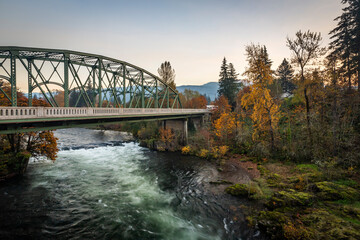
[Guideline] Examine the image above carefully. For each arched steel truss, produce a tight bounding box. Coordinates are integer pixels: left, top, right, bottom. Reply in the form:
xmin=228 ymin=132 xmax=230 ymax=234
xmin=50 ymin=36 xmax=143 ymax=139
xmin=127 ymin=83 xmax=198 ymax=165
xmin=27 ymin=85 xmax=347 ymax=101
xmin=0 ymin=46 xmax=181 ymax=108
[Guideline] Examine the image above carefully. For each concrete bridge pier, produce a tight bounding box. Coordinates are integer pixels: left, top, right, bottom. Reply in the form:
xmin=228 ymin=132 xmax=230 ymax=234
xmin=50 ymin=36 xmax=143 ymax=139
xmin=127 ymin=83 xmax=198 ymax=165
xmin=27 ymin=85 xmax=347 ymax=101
xmin=161 ymin=118 xmax=188 ymax=145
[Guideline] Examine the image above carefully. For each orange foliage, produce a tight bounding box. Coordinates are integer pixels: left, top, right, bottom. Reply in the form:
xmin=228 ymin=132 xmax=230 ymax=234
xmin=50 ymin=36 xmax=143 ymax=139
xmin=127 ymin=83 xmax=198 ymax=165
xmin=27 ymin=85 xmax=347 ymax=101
xmin=213 ymin=112 xmax=238 ymax=145
xmin=211 ymin=95 xmax=232 ymax=122
xmin=1 ymin=80 xmax=57 ymax=161
xmin=31 ymin=131 xmax=59 ymax=161
xmin=159 ymin=128 xmax=175 ymax=144
xmin=53 ymin=90 xmax=65 ymax=107
xmin=241 ymin=84 xmax=280 ymax=143
xmin=185 ymin=95 xmax=207 ymax=109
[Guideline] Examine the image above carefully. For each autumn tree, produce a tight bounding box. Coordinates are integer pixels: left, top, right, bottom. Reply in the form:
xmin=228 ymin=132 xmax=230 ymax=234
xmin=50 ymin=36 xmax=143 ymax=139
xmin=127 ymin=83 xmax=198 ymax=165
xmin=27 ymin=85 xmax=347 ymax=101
xmin=287 ymin=30 xmax=324 ymax=144
xmin=241 ymin=44 xmax=280 ymax=150
xmin=213 ymin=112 xmax=238 ymax=145
xmin=158 ymin=61 xmax=176 ymax=90
xmin=0 ymin=80 xmax=58 ymax=165
xmin=186 ymin=95 xmax=207 ymax=109
xmin=178 ymin=89 xmax=207 ymax=109
xmin=211 ymin=95 xmax=232 ymax=122
xmin=53 ymin=90 xmax=65 ymax=107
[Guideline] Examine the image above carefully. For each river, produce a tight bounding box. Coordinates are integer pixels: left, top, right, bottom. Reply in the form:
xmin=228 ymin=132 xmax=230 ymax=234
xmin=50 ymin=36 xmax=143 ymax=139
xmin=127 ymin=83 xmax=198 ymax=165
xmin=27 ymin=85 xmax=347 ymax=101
xmin=0 ymin=128 xmax=265 ymax=239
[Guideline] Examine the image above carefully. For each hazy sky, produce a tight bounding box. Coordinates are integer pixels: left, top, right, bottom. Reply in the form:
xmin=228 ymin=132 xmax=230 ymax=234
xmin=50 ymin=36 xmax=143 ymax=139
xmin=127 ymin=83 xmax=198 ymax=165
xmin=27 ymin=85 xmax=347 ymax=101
xmin=0 ymin=0 xmax=342 ymax=86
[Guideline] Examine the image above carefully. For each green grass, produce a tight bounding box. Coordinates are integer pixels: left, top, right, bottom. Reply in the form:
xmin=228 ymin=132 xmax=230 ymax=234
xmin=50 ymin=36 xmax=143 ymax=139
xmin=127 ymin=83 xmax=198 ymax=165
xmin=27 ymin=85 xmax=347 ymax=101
xmin=296 ymin=164 xmax=319 ymax=172
xmin=333 ymin=200 xmax=360 ymax=208
xmin=334 ymin=179 xmax=358 ymax=188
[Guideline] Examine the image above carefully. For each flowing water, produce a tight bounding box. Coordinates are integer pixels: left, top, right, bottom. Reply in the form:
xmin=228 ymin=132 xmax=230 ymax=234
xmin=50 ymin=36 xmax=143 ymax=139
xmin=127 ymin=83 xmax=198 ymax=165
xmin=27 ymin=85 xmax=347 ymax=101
xmin=0 ymin=128 xmax=265 ymax=240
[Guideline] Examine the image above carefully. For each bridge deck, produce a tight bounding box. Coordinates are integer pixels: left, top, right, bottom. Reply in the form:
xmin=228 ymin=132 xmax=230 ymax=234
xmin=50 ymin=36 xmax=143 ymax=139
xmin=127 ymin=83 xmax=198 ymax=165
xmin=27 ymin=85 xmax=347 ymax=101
xmin=0 ymin=107 xmax=208 ymax=134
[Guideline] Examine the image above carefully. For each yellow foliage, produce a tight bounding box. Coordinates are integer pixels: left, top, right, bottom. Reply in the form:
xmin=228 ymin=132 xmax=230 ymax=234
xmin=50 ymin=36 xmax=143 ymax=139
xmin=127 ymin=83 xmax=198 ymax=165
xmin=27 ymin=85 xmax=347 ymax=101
xmin=211 ymin=146 xmax=219 ymax=159
xmin=210 ymin=146 xmax=227 ymax=159
xmin=218 ymin=145 xmax=229 ymax=156
xmin=241 ymin=83 xmax=280 ymax=142
xmin=213 ymin=112 xmax=238 ymax=144
xmin=181 ymin=145 xmax=191 ymax=155
xmin=198 ymin=149 xmax=209 ymax=158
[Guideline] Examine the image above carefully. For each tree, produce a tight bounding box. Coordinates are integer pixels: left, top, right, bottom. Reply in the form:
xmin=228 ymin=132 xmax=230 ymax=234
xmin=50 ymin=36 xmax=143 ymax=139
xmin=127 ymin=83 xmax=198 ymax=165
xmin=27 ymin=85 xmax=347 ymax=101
xmin=178 ymin=89 xmax=207 ymax=109
xmin=287 ymin=30 xmax=324 ymax=144
xmin=213 ymin=112 xmax=237 ymax=145
xmin=242 ymin=44 xmax=280 ymax=150
xmin=158 ymin=61 xmax=176 ymax=90
xmin=0 ymin=80 xmax=58 ymax=163
xmin=329 ymin=0 xmax=360 ymax=90
xmin=186 ymin=95 xmax=207 ymax=109
xmin=276 ymin=58 xmax=296 ymax=95
xmin=218 ymin=58 xmax=240 ymax=107
xmin=211 ymin=95 xmax=232 ymax=122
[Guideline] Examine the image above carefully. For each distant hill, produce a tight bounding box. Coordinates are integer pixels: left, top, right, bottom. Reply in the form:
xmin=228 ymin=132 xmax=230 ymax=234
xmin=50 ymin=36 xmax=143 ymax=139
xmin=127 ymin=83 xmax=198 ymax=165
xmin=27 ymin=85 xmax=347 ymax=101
xmin=177 ymin=82 xmax=219 ymax=101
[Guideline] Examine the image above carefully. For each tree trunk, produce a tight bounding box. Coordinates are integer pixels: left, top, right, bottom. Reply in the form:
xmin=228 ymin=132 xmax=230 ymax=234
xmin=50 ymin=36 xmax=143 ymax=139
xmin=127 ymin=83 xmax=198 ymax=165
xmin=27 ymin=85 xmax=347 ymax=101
xmin=7 ymin=134 xmax=15 ymax=153
xmin=268 ymin=109 xmax=275 ymax=151
xmin=358 ymin=69 xmax=360 ymax=92
xmin=347 ymin=59 xmax=351 ymax=90
xmin=304 ymin=87 xmax=312 ymax=146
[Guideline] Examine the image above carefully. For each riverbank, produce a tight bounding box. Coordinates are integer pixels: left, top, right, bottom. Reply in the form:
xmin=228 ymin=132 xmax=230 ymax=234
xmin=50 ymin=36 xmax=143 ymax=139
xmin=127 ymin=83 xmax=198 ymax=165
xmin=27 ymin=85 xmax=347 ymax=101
xmin=0 ymin=152 xmax=31 ymax=181
xmin=196 ymin=154 xmax=360 ymax=239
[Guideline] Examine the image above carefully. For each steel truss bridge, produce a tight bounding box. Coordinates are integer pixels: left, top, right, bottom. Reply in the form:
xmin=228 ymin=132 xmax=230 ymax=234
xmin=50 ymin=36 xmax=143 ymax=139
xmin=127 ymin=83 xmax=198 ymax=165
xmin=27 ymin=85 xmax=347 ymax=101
xmin=0 ymin=46 xmax=181 ymax=108
xmin=0 ymin=47 xmax=208 ymax=134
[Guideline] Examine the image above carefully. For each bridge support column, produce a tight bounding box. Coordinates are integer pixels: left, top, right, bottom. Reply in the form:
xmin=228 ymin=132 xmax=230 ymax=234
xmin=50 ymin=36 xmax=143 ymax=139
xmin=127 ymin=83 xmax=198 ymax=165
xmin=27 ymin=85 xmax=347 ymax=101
xmin=183 ymin=119 xmax=188 ymax=145
xmin=160 ymin=119 xmax=188 ymax=145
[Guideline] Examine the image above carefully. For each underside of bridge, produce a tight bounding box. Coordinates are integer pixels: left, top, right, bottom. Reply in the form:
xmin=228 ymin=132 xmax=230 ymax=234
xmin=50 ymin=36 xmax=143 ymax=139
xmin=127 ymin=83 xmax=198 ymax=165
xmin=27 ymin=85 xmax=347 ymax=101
xmin=0 ymin=46 xmax=181 ymax=109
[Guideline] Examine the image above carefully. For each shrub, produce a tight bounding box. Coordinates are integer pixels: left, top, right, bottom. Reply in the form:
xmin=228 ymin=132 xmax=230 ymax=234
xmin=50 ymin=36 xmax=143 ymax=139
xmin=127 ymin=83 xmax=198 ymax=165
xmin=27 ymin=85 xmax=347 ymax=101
xmin=181 ymin=145 xmax=191 ymax=155
xmin=218 ymin=145 xmax=229 ymax=156
xmin=198 ymin=149 xmax=209 ymax=158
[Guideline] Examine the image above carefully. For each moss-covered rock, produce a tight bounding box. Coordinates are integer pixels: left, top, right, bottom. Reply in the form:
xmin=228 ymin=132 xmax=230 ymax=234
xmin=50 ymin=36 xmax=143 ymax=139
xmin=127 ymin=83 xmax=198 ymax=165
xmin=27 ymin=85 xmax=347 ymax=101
xmin=312 ymin=181 xmax=360 ymax=201
xmin=225 ymin=183 xmax=257 ymax=197
xmin=257 ymin=210 xmax=290 ymax=239
xmin=302 ymin=208 xmax=360 ymax=240
xmin=266 ymin=189 xmax=314 ymax=209
xmin=257 ymin=164 xmax=269 ymax=176
xmin=266 ymin=173 xmax=282 ymax=186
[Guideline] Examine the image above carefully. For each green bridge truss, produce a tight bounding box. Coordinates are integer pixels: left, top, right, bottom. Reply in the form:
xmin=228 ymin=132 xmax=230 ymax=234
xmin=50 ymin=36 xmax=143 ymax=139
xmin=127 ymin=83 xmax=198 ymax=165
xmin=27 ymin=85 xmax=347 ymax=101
xmin=0 ymin=46 xmax=181 ymax=108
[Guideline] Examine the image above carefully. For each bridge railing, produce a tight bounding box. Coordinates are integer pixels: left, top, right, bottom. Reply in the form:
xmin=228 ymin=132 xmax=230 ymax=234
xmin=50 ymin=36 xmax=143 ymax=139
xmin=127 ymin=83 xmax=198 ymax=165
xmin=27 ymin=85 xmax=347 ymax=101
xmin=0 ymin=107 xmax=208 ymax=120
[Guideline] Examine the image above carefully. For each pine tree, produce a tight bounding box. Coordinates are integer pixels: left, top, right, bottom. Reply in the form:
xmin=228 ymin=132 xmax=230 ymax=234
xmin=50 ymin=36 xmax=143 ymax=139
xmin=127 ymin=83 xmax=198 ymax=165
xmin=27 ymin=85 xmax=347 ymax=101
xmin=329 ymin=3 xmax=354 ymax=89
xmin=331 ymin=0 xmax=360 ymax=90
xmin=346 ymin=0 xmax=360 ymax=90
xmin=218 ymin=57 xmax=229 ymax=100
xmin=218 ymin=58 xmax=240 ymax=107
xmin=276 ymin=58 xmax=296 ymax=94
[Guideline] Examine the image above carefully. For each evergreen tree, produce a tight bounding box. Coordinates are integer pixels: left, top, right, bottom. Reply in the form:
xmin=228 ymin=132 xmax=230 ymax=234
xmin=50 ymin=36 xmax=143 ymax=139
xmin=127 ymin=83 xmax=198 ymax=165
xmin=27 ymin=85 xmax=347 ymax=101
xmin=330 ymin=0 xmax=360 ymax=90
xmin=276 ymin=58 xmax=296 ymax=94
xmin=329 ymin=3 xmax=354 ymax=89
xmin=218 ymin=57 xmax=240 ymax=107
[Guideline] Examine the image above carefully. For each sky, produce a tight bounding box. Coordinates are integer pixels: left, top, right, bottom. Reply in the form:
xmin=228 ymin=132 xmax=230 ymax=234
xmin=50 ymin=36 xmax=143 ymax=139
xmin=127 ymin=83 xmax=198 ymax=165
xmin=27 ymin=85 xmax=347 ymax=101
xmin=0 ymin=0 xmax=343 ymax=86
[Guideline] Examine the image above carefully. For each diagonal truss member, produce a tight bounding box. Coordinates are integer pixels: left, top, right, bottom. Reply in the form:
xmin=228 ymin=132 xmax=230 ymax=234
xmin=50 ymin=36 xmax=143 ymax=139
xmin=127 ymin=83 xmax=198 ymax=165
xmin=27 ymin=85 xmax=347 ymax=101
xmin=0 ymin=46 xmax=181 ymax=109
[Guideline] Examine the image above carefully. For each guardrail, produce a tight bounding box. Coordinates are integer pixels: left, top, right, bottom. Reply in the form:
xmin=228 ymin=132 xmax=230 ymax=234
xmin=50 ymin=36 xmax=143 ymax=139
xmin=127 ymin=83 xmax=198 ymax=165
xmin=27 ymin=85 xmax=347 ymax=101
xmin=0 ymin=107 xmax=208 ymax=120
